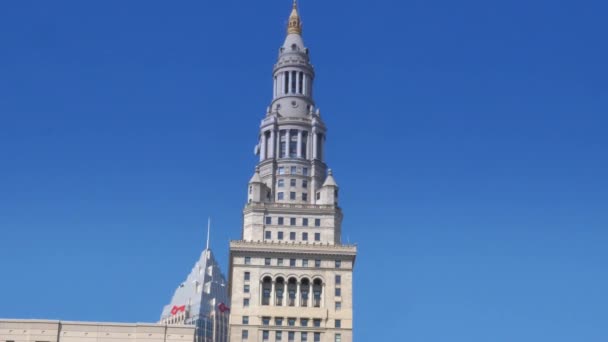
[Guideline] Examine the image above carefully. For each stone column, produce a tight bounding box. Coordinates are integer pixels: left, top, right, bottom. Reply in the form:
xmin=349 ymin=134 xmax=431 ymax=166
xmin=271 ymin=281 xmax=275 ymax=306
xmin=322 ymin=283 xmax=326 ymax=308
xmin=260 ymin=132 xmax=266 ymax=161
xmin=269 ymin=130 xmax=275 ymax=159
xmin=312 ymin=128 xmax=318 ymax=160
xmin=296 ymin=281 xmax=301 ymax=307
xmin=297 ymin=130 xmax=302 ymax=158
xmin=303 ymin=74 xmax=307 ymax=96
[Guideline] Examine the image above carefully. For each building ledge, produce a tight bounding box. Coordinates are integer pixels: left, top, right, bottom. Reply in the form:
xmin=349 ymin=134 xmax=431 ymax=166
xmin=230 ymin=240 xmax=357 ymax=256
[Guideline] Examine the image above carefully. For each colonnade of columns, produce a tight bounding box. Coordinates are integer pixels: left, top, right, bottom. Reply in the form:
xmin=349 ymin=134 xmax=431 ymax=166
xmin=259 ymin=129 xmax=323 ymax=162
xmin=262 ymin=278 xmax=324 ymax=308
xmin=273 ymin=71 xmax=312 ymax=98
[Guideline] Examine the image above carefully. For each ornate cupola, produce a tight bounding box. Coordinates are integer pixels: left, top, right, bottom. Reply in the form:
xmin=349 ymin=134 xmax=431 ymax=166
xmin=287 ymin=0 xmax=302 ymax=35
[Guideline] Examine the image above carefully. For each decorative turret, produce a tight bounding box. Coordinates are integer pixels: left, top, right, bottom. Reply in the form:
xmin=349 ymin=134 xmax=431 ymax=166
xmin=319 ymin=169 xmax=339 ymax=205
xmin=248 ymin=166 xmax=268 ymax=203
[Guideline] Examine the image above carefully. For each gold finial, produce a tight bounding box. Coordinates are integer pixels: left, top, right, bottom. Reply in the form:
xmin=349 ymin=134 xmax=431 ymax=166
xmin=287 ymin=0 xmax=302 ymax=35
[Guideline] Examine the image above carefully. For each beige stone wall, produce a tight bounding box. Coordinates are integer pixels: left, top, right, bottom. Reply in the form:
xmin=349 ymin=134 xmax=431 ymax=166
xmin=228 ymin=241 xmax=356 ymax=342
xmin=0 ymin=320 xmax=195 ymax=342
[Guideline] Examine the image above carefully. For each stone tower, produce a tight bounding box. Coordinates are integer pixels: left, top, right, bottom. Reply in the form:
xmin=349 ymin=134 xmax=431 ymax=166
xmin=228 ymin=2 xmax=357 ymax=342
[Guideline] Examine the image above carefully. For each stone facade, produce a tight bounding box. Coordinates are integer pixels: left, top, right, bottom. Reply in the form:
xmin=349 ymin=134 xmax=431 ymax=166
xmin=0 ymin=320 xmax=195 ymax=342
xmin=228 ymin=3 xmax=356 ymax=342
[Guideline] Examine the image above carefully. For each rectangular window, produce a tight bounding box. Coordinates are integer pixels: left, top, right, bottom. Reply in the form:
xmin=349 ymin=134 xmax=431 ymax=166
xmin=244 ymin=257 xmax=251 ymax=265
xmin=303 ymin=218 xmax=309 ymax=226
xmin=290 ymin=166 xmax=297 ymax=174
xmin=302 ymin=180 xmax=308 ymax=188
xmin=262 ymin=317 xmax=270 ymax=326
xmin=290 ymin=192 xmax=296 ymax=200
xmin=278 ymin=231 xmax=284 ymax=240
xmin=243 ymin=298 xmax=250 ymax=307
xmin=335 ymin=301 xmax=342 ymax=310
xmin=288 ymin=318 xmax=296 ymax=326
xmin=265 ymin=258 xmax=271 ymax=266
xmin=278 ymin=166 xmax=285 ymax=175
xmin=244 ymin=272 xmax=250 ymax=281
xmin=263 ymin=330 xmax=269 ymax=341
xmin=278 ymin=179 xmax=285 ymax=187
xmin=290 ymin=179 xmax=297 ymax=187
xmin=316 ymin=192 xmax=321 ymax=200
xmin=335 ymin=288 xmax=341 ymax=297
xmin=315 ymin=218 xmax=321 ymax=227
xmin=275 ymin=317 xmax=284 ymax=326
xmin=315 ymin=259 xmax=321 ymax=267
xmin=244 ymin=285 xmax=250 ymax=293
xmin=335 ymin=320 xmax=341 ymax=328
xmin=290 ymin=217 xmax=296 ymax=226
xmin=242 ymin=316 xmax=249 ymax=324
xmin=290 ymin=258 xmax=296 ymax=267
xmin=288 ymin=332 xmax=295 ymax=342
xmin=278 ymin=258 xmax=284 ymax=266
xmin=301 ymin=318 xmax=309 ymax=327
xmin=278 ymin=217 xmax=284 ymax=225
xmin=302 ymin=259 xmax=309 ymax=267
xmin=335 ymin=334 xmax=341 ymax=342
xmin=336 ymin=275 xmax=342 ymax=285
xmin=314 ymin=332 xmax=321 ymax=342
xmin=276 ymin=331 xmax=283 ymax=341
xmin=335 ymin=260 xmax=341 ymax=268
xmin=302 ymin=193 xmax=308 ymax=201
xmin=303 ymin=232 xmax=308 ymax=241
xmin=265 ymin=231 xmax=271 ymax=239
xmin=302 ymin=332 xmax=308 ymax=342
xmin=315 ymin=233 xmax=321 ymax=241
xmin=278 ymin=192 xmax=284 ymax=200
xmin=289 ymin=141 xmax=297 ymax=158
xmin=303 ymin=167 xmax=309 ymax=176
xmin=290 ymin=232 xmax=296 ymax=240
xmin=265 ymin=216 xmax=272 ymax=225
xmin=242 ymin=330 xmax=249 ymax=339
xmin=313 ymin=319 xmax=321 ymax=327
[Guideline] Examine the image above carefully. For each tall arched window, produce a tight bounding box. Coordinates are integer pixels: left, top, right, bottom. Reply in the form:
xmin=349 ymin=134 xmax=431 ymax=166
xmin=262 ymin=277 xmax=272 ymax=306
xmin=275 ymin=277 xmax=285 ymax=306
xmin=300 ymin=278 xmax=310 ymax=307
xmin=313 ymin=278 xmax=323 ymax=307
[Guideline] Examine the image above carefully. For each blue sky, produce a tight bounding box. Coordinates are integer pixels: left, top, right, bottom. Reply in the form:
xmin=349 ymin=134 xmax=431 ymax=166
xmin=0 ymin=0 xmax=607 ymax=341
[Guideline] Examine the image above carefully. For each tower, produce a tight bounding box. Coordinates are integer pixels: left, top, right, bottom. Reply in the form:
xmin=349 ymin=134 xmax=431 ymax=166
xmin=228 ymin=2 xmax=357 ymax=342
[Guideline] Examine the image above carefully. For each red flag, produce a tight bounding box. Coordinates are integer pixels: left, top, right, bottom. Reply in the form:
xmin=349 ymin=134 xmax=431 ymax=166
xmin=218 ymin=302 xmax=230 ymax=313
xmin=171 ymin=305 xmax=186 ymax=315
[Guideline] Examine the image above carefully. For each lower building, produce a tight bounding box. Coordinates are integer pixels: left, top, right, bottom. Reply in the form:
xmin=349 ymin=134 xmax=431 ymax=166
xmin=0 ymin=320 xmax=195 ymax=342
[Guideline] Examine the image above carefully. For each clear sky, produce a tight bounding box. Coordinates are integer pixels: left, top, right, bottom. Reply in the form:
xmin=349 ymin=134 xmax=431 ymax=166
xmin=0 ymin=0 xmax=607 ymax=341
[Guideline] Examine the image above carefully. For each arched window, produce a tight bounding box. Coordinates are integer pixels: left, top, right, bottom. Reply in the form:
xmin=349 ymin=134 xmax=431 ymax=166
xmin=275 ymin=277 xmax=285 ymax=306
xmin=262 ymin=276 xmax=272 ymax=306
xmin=288 ymin=277 xmax=298 ymax=306
xmin=313 ymin=278 xmax=323 ymax=307
xmin=300 ymin=278 xmax=310 ymax=307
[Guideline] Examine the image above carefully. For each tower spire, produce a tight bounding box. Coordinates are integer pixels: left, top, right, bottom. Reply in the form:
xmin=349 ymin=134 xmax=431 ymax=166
xmin=206 ymin=217 xmax=211 ymax=251
xmin=287 ymin=0 xmax=302 ymax=35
